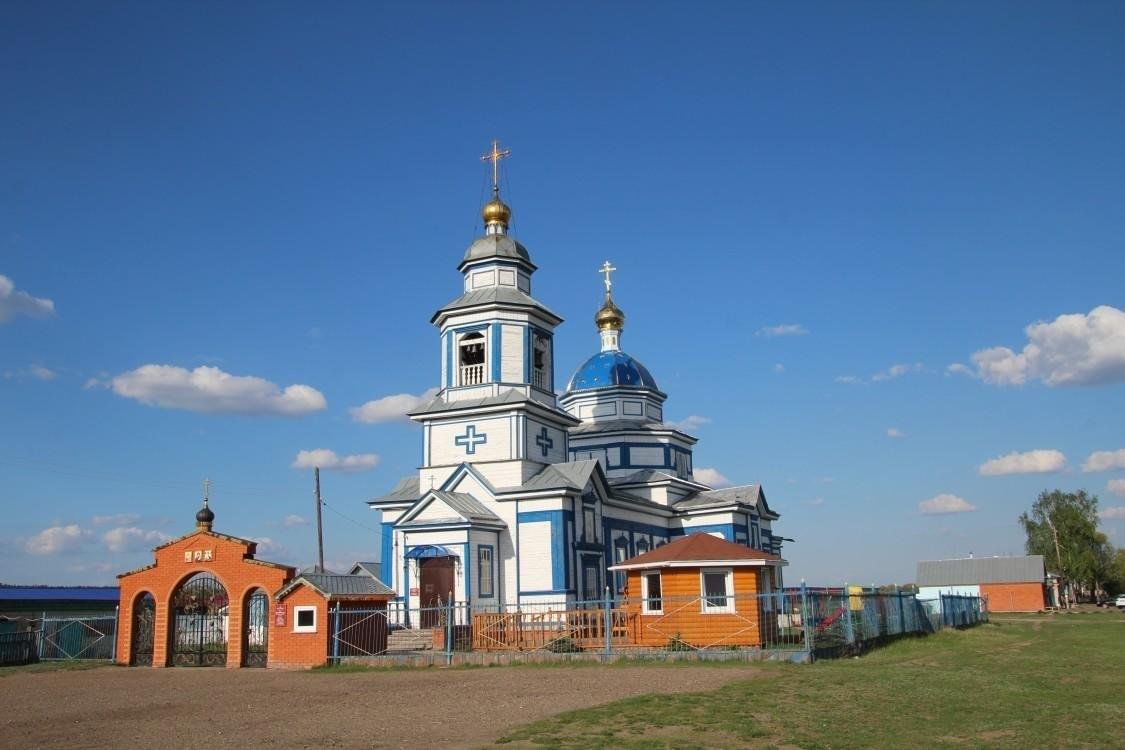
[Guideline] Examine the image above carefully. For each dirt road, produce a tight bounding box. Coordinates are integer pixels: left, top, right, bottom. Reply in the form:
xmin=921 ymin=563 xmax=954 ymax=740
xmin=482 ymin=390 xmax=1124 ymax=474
xmin=0 ymin=664 xmax=760 ymax=748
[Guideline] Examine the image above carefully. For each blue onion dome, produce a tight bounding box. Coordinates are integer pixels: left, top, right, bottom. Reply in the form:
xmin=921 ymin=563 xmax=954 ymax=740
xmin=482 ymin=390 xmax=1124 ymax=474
xmin=566 ymin=351 xmax=659 ymax=392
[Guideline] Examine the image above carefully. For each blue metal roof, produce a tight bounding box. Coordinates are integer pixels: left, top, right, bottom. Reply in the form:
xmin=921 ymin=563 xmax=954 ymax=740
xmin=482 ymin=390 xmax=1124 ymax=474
xmin=404 ymin=544 xmax=456 ymax=560
xmin=0 ymin=586 xmax=120 ymax=602
xmin=566 ymin=351 xmax=659 ymax=392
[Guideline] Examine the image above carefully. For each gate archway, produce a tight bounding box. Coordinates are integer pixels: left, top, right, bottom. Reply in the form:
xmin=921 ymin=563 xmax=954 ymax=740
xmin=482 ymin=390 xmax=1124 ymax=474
xmin=130 ymin=592 xmax=156 ymax=666
xmin=242 ymin=589 xmax=269 ymax=667
xmin=170 ymin=572 xmax=229 ymax=666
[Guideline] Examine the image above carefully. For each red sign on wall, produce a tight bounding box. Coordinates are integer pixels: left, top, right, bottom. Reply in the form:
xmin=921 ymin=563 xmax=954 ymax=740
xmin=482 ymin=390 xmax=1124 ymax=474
xmin=274 ymin=604 xmax=286 ymax=626
xmin=409 ymin=587 xmax=420 ymax=596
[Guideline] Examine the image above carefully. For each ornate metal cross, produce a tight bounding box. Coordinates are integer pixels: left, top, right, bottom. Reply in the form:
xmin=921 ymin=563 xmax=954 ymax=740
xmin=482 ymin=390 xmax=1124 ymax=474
xmin=481 ymin=140 xmax=511 ymax=193
xmin=599 ymin=260 xmax=617 ymax=293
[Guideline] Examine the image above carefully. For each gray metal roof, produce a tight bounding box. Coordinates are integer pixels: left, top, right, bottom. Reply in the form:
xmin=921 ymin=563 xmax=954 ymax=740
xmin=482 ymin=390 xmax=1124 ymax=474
xmin=433 ymin=287 xmax=561 ymax=323
xmin=916 ymin=556 xmax=1046 ymax=586
xmin=349 ymin=561 xmax=382 ymax=578
xmin=460 ymin=235 xmax=533 ymax=266
xmin=569 ymin=419 xmax=664 ymax=435
xmin=277 ymin=573 xmax=395 ymax=599
xmin=368 ymin=475 xmax=420 ymax=506
xmin=407 ymin=388 xmax=528 ymax=416
xmin=507 ymin=460 xmax=599 ymax=493
xmin=429 ymin=491 xmax=502 ymax=523
xmin=676 ymin=484 xmax=763 ymax=510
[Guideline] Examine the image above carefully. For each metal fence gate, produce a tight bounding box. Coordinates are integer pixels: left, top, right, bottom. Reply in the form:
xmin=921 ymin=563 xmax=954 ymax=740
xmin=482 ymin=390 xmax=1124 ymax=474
xmin=40 ymin=615 xmax=118 ymax=661
xmin=131 ymin=593 xmax=156 ymax=665
xmin=170 ymin=572 xmax=229 ymax=667
xmin=243 ymin=589 xmax=269 ymax=667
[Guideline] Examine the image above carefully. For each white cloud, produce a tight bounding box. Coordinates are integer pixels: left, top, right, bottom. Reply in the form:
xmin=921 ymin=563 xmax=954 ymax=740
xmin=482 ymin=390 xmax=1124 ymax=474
xmin=110 ymin=364 xmax=327 ymax=416
xmin=3 ymin=364 xmax=57 ymax=381
xmin=968 ymin=306 xmax=1125 ymax=387
xmin=887 ymin=428 xmax=906 ymax=439
xmin=946 ymin=363 xmax=975 ymax=378
xmin=669 ymin=415 xmax=711 ymax=432
xmin=836 ymin=363 xmax=922 ymax=385
xmin=919 ymin=494 xmax=977 ymax=515
xmin=1099 ymin=505 xmax=1125 ymax=519
xmin=806 ymin=497 xmax=825 ymax=506
xmin=871 ymin=362 xmax=923 ymax=382
xmin=92 ymin=513 xmax=141 ymax=527
xmin=694 ymin=467 xmax=732 ymax=488
xmin=25 ymin=524 xmax=90 ymax=555
xmin=350 ymin=387 xmax=438 ymax=424
xmin=773 ymin=363 xmax=785 ymax=374
xmin=0 ymin=274 xmax=55 ymax=323
xmin=102 ymin=527 xmax=172 ymax=553
xmin=1082 ymin=448 xmax=1125 ymax=473
xmin=250 ymin=537 xmax=288 ymax=559
xmin=284 ymin=514 xmax=309 ymax=526
xmin=1107 ymin=479 xmax=1125 ymax=497
xmin=292 ymin=449 xmax=380 ymax=472
xmin=756 ymin=324 xmax=808 ymax=337
xmin=978 ymin=449 xmax=1067 ymax=476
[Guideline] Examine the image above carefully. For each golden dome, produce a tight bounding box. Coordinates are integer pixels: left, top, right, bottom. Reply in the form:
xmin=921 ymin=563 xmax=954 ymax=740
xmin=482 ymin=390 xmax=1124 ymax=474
xmin=482 ymin=197 xmax=512 ymax=227
xmin=595 ymin=294 xmax=625 ymax=331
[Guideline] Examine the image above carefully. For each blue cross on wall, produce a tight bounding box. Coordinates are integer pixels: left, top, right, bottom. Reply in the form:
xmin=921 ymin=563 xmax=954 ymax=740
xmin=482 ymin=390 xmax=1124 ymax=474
xmin=535 ymin=426 xmax=554 ymax=457
xmin=454 ymin=425 xmax=488 ymax=455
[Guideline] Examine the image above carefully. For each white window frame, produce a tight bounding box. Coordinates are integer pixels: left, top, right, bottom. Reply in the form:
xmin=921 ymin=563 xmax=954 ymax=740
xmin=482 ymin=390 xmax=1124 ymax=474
xmin=641 ymin=571 xmax=663 ymax=614
xmin=700 ymin=568 xmax=734 ymax=614
xmin=293 ymin=605 xmax=318 ymax=633
xmin=457 ymin=330 xmax=488 ymax=386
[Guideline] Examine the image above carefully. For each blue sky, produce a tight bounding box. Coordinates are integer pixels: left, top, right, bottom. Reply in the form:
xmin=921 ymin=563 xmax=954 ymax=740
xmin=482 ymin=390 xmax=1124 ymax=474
xmin=2 ymin=2 xmax=1124 ymax=586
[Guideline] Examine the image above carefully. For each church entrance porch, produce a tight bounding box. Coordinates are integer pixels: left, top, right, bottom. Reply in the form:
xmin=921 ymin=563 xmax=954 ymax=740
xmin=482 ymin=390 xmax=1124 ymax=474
xmin=419 ymin=556 xmax=456 ymax=628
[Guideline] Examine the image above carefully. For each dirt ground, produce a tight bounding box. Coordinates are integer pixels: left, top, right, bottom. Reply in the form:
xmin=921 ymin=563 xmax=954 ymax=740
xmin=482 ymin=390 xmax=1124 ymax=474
xmin=0 ymin=664 xmax=761 ymax=748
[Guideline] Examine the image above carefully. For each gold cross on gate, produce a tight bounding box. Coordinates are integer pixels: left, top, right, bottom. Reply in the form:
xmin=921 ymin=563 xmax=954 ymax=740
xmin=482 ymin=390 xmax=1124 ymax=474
xmin=599 ymin=260 xmax=617 ymax=293
xmin=481 ymin=139 xmax=511 ymax=193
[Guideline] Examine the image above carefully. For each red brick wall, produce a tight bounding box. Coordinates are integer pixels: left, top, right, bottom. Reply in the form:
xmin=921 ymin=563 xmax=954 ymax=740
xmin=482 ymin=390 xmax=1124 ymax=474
xmin=269 ymin=586 xmax=331 ymax=669
xmin=980 ymin=582 xmax=1045 ymax=612
xmin=116 ymin=530 xmax=293 ymax=668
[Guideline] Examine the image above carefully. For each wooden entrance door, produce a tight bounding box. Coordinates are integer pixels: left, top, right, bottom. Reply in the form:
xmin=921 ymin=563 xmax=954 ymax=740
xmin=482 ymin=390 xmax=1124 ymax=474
xmin=419 ymin=556 xmax=455 ymax=628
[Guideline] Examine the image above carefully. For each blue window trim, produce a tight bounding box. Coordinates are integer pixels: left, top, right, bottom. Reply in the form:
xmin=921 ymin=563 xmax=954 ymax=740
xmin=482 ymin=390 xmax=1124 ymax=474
xmin=490 ymin=322 xmax=502 ymax=382
xmin=477 ymin=544 xmax=495 ymax=598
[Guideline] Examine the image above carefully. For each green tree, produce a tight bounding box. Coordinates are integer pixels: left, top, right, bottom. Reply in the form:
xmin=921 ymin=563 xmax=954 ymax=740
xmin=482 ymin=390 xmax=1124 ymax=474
xmin=1019 ymin=489 xmax=1111 ymax=601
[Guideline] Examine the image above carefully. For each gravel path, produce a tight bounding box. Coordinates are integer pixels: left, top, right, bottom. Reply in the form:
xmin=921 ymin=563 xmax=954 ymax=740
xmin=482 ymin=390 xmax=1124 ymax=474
xmin=0 ymin=664 xmax=762 ymax=748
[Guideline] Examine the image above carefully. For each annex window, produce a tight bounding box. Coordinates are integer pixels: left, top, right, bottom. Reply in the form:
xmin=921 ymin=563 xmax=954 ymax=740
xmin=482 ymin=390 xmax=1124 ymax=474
xmin=459 ymin=331 xmax=486 ymax=385
xmin=478 ymin=546 xmax=494 ymax=598
xmin=641 ymin=571 xmax=663 ymax=614
xmin=293 ymin=605 xmax=317 ymax=633
xmin=636 ymin=537 xmax=649 ymax=554
xmin=700 ymin=569 xmax=734 ymax=614
xmin=532 ymin=332 xmax=551 ymax=390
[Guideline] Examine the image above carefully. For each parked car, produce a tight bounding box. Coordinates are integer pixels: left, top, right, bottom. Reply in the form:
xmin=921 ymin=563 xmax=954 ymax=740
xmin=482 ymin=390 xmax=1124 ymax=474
xmin=1116 ymin=594 xmax=1125 ymax=610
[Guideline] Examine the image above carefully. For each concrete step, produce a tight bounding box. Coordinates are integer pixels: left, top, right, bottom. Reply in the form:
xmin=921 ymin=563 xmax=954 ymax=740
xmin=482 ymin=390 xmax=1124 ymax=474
xmin=386 ymin=629 xmax=435 ymax=652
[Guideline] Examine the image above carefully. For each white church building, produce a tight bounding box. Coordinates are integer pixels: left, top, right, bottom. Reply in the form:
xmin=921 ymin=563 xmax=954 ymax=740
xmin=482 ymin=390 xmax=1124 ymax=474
xmin=369 ymin=145 xmax=783 ymax=613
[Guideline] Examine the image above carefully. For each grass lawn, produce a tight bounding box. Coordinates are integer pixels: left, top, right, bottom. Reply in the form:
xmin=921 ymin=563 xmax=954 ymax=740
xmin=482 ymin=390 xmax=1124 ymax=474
xmin=0 ymin=660 xmax=114 ymax=677
xmin=495 ymin=611 xmax=1125 ymax=749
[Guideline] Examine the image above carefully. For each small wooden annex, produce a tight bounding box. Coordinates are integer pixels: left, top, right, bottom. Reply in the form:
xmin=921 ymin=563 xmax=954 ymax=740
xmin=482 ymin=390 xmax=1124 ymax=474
xmin=609 ymin=533 xmax=785 ymax=649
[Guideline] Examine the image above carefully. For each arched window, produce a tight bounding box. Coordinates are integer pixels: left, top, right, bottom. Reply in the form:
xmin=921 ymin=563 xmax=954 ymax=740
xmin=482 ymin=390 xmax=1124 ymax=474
xmin=636 ymin=537 xmax=650 ymax=554
xmin=459 ymin=332 xmax=485 ymax=385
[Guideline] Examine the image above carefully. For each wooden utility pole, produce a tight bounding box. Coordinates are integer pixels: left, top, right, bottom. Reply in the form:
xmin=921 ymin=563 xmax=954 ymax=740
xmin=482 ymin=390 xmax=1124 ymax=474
xmin=314 ymin=467 xmax=325 ymax=573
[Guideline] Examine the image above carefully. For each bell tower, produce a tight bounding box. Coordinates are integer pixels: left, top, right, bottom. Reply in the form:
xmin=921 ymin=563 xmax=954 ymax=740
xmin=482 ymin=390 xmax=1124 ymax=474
xmin=410 ymin=142 xmax=579 ymax=490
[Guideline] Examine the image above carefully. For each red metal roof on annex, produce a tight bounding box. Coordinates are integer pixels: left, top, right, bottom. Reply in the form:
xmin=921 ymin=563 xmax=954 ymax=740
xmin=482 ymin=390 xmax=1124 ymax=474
xmin=608 ymin=532 xmax=784 ymax=570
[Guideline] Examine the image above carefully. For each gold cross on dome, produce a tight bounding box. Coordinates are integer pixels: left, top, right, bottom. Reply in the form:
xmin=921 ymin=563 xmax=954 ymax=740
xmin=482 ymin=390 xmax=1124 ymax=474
xmin=481 ymin=139 xmax=511 ymax=193
xmin=599 ymin=260 xmax=617 ymax=293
